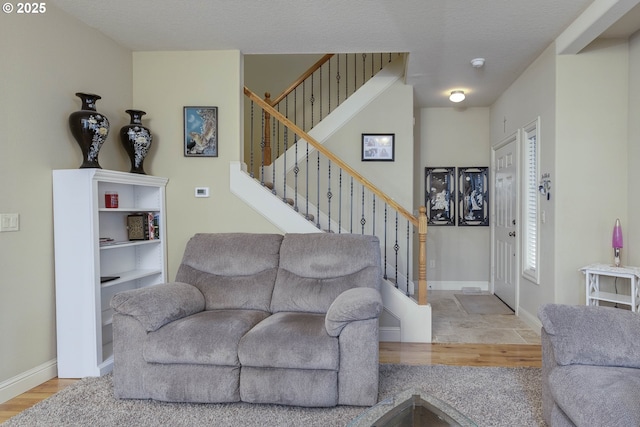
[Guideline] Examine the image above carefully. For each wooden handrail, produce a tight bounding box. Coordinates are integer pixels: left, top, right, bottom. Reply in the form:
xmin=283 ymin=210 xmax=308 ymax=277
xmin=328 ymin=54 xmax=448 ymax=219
xmin=271 ymin=54 xmax=334 ymax=106
xmin=245 ymin=86 xmax=417 ymax=227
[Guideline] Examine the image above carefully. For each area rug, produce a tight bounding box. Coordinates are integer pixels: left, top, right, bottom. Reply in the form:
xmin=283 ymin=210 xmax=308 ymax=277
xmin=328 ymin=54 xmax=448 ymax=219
xmin=3 ymin=365 xmax=542 ymax=427
xmin=455 ymin=294 xmax=514 ymax=315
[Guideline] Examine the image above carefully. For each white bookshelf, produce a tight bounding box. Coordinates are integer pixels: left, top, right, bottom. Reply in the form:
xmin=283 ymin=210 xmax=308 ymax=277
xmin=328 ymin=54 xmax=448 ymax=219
xmin=53 ymin=169 xmax=168 ymax=378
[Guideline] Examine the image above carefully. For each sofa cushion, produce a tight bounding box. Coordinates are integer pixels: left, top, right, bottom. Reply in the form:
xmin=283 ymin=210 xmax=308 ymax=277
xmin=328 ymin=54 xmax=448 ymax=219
xmin=271 ymin=233 xmax=382 ymax=313
xmin=549 ymin=365 xmax=640 ymax=427
xmin=238 ymin=312 xmax=339 ymax=370
xmin=143 ymin=309 xmax=270 ymax=366
xmin=175 ymin=233 xmax=283 ymax=311
xmin=143 ymin=364 xmax=241 ymax=403
xmin=539 ymin=304 xmax=640 ymax=368
xmin=178 ymin=265 xmax=278 ymax=312
xmin=240 ymin=366 xmax=338 ymax=407
xmin=271 ymin=268 xmax=381 ymax=314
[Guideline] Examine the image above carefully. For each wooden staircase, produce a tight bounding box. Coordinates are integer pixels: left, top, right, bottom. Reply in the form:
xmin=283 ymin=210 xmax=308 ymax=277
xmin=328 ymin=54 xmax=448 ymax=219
xmin=263 ymin=181 xmax=314 ymax=223
xmin=234 ymin=53 xmax=431 ymax=342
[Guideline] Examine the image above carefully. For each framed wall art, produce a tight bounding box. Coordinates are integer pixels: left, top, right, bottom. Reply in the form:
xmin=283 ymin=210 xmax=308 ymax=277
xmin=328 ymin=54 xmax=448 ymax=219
xmin=458 ymin=167 xmax=489 ymax=226
xmin=361 ymin=133 xmax=394 ymax=161
xmin=184 ymin=106 xmax=218 ymax=157
xmin=424 ymin=167 xmax=455 ymax=225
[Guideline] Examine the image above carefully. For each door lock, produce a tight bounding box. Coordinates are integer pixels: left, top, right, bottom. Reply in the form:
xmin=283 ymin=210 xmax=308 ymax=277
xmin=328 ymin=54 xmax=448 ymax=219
xmin=509 ymin=231 xmax=516 ymax=237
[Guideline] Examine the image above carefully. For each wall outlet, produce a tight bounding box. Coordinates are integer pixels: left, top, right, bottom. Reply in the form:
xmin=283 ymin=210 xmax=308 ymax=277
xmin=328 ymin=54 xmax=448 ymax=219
xmin=0 ymin=213 xmax=19 ymax=232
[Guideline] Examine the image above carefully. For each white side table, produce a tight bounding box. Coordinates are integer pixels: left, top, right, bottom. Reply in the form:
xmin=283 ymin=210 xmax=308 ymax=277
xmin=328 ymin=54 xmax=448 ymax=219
xmin=581 ymin=264 xmax=640 ymax=312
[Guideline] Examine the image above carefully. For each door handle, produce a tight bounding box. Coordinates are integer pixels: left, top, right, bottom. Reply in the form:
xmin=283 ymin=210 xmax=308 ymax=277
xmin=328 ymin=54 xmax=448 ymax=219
xmin=509 ymin=231 xmax=516 ymax=237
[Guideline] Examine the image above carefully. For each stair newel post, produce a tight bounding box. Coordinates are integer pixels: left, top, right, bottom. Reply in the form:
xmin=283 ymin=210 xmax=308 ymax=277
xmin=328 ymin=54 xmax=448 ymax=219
xmin=406 ymin=219 xmax=410 ymax=297
xmin=418 ymin=206 xmax=428 ymax=305
xmin=263 ymin=92 xmax=272 ymax=166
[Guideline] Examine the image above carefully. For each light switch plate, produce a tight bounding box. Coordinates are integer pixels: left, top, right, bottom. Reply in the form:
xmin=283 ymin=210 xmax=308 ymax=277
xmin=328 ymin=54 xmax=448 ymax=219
xmin=0 ymin=213 xmax=19 ymax=232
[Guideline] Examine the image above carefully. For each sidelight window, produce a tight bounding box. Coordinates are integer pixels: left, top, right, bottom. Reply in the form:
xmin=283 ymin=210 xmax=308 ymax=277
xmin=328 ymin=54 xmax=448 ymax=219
xmin=522 ymin=118 xmax=540 ymax=284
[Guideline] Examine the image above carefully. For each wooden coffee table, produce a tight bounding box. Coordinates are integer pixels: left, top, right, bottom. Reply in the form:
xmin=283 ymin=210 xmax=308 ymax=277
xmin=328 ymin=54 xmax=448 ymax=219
xmin=348 ymin=388 xmax=477 ymax=427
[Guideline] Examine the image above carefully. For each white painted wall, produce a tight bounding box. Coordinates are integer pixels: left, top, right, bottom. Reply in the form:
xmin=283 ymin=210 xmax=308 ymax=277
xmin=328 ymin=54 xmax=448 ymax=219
xmin=244 ymin=54 xmax=324 ymax=98
xmin=626 ymin=32 xmax=640 ymax=267
xmin=491 ymin=38 xmax=630 ymax=319
xmin=0 ymin=3 xmax=132 ymax=399
xmin=323 ymin=79 xmax=414 ymax=209
xmin=491 ymin=44 xmax=557 ymax=319
xmin=417 ymin=108 xmax=491 ymax=287
xmin=555 ymin=39 xmax=629 ymax=304
xmin=132 ymin=51 xmax=281 ymax=278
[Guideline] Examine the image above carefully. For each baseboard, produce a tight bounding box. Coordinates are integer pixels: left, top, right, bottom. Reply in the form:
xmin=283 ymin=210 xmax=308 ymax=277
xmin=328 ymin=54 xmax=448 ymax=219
xmin=517 ymin=306 xmax=542 ymax=335
xmin=0 ymin=359 xmax=57 ymax=404
xmin=427 ymin=281 xmax=489 ymax=292
xmin=379 ymin=326 xmax=401 ymax=342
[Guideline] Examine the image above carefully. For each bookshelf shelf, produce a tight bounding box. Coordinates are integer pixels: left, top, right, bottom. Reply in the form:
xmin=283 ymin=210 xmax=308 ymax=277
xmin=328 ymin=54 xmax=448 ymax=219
xmin=100 ymin=240 xmax=162 ymax=250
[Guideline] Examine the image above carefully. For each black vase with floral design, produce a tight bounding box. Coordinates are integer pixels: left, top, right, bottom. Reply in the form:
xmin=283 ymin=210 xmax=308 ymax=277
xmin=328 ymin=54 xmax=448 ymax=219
xmin=68 ymin=93 xmax=110 ymax=168
xmin=120 ymin=109 xmax=152 ymax=174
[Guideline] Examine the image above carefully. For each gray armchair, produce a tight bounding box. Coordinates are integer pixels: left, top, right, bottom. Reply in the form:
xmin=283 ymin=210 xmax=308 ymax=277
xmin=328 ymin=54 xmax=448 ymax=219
xmin=538 ymin=303 xmax=640 ymax=426
xmin=111 ymin=232 xmax=383 ymax=407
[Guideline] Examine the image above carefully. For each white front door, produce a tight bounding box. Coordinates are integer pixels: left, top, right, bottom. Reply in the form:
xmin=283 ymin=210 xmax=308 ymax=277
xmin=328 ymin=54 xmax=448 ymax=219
xmin=493 ymin=135 xmax=518 ymax=311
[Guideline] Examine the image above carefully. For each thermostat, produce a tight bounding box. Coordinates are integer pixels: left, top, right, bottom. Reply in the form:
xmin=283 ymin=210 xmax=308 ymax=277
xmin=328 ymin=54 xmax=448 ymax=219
xmin=195 ymin=187 xmax=210 ymax=198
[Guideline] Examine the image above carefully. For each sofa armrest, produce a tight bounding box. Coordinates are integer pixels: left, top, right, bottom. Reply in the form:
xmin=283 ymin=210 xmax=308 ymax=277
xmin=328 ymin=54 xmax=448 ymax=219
xmin=111 ymin=282 xmax=205 ymax=332
xmin=325 ymin=287 xmax=382 ymax=337
xmin=538 ymin=303 xmax=640 ymax=368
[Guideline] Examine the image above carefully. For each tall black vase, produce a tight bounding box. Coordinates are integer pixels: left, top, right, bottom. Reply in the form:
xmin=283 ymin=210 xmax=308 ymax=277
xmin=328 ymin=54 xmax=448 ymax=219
xmin=120 ymin=110 xmax=153 ymax=174
xmin=68 ymin=93 xmax=110 ymax=169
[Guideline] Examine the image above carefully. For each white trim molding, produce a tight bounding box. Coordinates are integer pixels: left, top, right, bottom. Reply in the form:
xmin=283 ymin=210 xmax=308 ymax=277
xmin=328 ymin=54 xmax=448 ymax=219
xmin=427 ymin=281 xmax=490 ymax=292
xmin=379 ymin=326 xmax=401 ymax=342
xmin=517 ymin=306 xmax=542 ymax=335
xmin=0 ymin=359 xmax=57 ymax=404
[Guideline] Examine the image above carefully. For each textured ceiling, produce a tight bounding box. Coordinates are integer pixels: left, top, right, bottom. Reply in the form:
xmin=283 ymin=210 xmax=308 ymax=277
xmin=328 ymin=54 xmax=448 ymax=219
xmin=50 ymin=0 xmax=637 ymax=107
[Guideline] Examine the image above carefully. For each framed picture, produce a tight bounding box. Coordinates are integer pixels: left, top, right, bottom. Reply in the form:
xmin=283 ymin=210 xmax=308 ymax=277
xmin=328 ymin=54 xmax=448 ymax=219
xmin=184 ymin=106 xmax=218 ymax=157
xmin=361 ymin=133 xmax=394 ymax=161
xmin=458 ymin=167 xmax=489 ymax=226
xmin=425 ymin=167 xmax=455 ymax=225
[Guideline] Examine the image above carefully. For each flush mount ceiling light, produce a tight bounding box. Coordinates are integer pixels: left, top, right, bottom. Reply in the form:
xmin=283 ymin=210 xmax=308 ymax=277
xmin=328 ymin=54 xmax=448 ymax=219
xmin=449 ymin=90 xmax=465 ymax=103
xmin=471 ymin=58 xmax=485 ymax=68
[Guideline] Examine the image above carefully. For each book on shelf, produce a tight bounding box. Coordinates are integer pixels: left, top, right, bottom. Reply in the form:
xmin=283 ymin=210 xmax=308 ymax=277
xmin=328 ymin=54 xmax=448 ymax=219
xmin=146 ymin=212 xmax=159 ymax=240
xmin=127 ymin=212 xmax=160 ymax=241
xmin=153 ymin=213 xmax=159 ymax=239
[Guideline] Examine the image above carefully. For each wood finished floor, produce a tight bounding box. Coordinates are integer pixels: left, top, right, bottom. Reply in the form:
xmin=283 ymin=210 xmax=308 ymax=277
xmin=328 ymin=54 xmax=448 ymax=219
xmin=0 ymin=341 xmax=541 ymax=423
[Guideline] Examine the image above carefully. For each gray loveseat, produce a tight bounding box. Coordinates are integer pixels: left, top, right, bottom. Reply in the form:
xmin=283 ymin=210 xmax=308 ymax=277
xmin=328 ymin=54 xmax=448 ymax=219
xmin=538 ymin=303 xmax=640 ymax=426
xmin=110 ymin=232 xmax=383 ymax=407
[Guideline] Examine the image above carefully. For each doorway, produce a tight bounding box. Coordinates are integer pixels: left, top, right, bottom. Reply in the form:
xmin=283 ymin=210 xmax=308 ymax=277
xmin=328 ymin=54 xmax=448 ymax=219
xmin=492 ymin=132 xmax=519 ymax=311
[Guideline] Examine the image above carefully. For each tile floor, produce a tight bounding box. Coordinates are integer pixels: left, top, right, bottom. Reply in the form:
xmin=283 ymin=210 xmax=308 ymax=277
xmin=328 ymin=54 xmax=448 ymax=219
xmin=430 ymin=290 xmax=541 ymax=344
